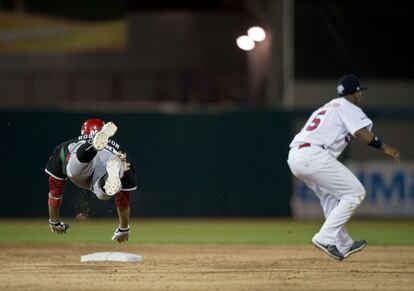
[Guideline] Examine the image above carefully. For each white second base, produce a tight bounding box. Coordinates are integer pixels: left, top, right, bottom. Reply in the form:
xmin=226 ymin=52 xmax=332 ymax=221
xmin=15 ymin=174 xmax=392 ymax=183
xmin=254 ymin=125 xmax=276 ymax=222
xmin=81 ymin=252 xmax=142 ymax=263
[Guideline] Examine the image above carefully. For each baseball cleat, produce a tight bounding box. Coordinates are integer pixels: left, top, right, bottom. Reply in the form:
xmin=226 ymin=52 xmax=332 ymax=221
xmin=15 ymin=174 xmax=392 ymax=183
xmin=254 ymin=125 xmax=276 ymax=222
xmin=343 ymin=240 xmax=367 ymax=258
xmin=93 ymin=122 xmax=117 ymax=151
xmin=103 ymin=159 xmax=122 ymax=196
xmin=312 ymin=237 xmax=344 ymax=261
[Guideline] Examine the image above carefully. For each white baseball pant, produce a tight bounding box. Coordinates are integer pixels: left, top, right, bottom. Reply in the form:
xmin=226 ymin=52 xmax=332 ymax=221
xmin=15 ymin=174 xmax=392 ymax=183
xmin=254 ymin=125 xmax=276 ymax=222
xmin=66 ymin=142 xmax=124 ymax=201
xmin=287 ymin=145 xmax=366 ymax=254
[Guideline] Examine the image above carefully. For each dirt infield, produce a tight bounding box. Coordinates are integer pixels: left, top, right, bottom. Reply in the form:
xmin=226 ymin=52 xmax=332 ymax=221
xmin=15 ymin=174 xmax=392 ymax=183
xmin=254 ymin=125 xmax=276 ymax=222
xmin=0 ymin=244 xmax=413 ymax=291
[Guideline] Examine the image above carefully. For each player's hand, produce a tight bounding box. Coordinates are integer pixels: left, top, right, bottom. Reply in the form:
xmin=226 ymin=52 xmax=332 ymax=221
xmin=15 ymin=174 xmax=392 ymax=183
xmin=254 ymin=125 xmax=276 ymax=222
xmin=112 ymin=227 xmax=129 ymax=243
xmin=116 ymin=151 xmax=131 ymax=171
xmin=382 ymin=144 xmax=401 ymax=164
xmin=49 ymin=219 xmax=70 ymax=234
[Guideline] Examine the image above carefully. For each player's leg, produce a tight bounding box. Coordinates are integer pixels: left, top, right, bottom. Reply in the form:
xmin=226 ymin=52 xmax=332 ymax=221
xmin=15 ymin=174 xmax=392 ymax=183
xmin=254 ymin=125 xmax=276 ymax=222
xmin=314 ymin=187 xmax=354 ymax=254
xmin=337 ymin=226 xmax=356 ymax=254
xmin=66 ymin=142 xmax=95 ymax=182
xmin=288 ymin=148 xmax=346 ymax=259
xmin=288 ymin=147 xmax=363 ymax=259
xmin=91 ymin=152 xmax=124 ymax=199
xmin=74 ymin=121 xmax=117 ymax=164
xmin=67 ymin=122 xmax=117 ymax=184
xmin=76 ymin=141 xmax=97 ymax=162
xmin=311 ymin=157 xmax=365 ymax=251
xmin=103 ymin=158 xmax=122 ymax=196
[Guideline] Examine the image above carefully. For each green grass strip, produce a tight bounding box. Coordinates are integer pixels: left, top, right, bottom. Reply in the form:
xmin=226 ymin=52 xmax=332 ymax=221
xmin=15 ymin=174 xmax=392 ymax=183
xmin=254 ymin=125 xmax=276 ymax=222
xmin=0 ymin=218 xmax=413 ymax=245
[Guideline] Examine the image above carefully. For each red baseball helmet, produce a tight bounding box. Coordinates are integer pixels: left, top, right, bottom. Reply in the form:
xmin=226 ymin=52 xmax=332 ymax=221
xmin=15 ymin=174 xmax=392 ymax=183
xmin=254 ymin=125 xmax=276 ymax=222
xmin=81 ymin=118 xmax=104 ymax=135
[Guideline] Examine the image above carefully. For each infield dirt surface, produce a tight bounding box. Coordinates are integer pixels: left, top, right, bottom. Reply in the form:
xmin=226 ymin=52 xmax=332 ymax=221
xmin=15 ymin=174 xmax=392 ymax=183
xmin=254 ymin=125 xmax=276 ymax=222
xmin=1 ymin=244 xmax=413 ymax=291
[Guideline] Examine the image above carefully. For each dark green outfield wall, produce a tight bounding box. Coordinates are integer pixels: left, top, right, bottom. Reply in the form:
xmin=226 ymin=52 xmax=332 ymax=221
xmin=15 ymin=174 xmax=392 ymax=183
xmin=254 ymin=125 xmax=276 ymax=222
xmin=0 ymin=110 xmax=292 ymax=217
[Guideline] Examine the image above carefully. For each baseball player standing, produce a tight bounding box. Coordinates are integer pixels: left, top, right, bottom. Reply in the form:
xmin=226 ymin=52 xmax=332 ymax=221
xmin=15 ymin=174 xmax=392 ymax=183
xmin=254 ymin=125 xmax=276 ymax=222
xmin=45 ymin=118 xmax=137 ymax=243
xmin=287 ymin=75 xmax=400 ymax=260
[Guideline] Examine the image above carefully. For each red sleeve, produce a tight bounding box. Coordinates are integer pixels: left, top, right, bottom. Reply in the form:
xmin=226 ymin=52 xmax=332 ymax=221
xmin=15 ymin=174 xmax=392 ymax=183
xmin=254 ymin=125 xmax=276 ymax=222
xmin=48 ymin=176 xmax=66 ymax=208
xmin=115 ymin=191 xmax=130 ymax=208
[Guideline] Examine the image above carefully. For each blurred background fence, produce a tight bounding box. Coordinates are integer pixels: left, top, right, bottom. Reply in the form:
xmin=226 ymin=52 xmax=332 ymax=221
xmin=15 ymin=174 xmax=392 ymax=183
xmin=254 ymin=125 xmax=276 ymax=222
xmin=0 ymin=0 xmax=413 ymax=218
xmin=0 ymin=110 xmax=291 ymax=217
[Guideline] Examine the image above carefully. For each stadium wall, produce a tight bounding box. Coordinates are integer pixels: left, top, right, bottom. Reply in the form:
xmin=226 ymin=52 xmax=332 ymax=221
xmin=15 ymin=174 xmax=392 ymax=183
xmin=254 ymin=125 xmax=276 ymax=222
xmin=0 ymin=110 xmax=292 ymax=217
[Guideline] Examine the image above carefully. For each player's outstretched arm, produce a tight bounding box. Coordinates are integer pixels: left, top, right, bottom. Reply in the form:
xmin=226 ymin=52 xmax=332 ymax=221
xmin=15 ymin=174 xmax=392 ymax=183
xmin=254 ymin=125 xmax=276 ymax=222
xmin=354 ymin=127 xmax=401 ymax=164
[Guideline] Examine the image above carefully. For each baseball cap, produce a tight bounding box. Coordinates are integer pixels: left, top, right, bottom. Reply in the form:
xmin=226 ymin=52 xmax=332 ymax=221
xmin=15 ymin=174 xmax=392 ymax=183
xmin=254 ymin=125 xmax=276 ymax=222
xmin=336 ymin=74 xmax=368 ymax=96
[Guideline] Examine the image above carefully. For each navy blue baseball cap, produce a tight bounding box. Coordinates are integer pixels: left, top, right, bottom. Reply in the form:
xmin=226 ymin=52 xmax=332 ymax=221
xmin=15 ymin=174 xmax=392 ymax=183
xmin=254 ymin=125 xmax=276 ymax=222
xmin=336 ymin=74 xmax=368 ymax=96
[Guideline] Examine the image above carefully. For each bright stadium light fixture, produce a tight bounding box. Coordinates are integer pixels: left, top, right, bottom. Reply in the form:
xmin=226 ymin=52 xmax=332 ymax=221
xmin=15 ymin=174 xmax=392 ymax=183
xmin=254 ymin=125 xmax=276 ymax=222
xmin=236 ymin=35 xmax=255 ymax=51
xmin=247 ymin=26 xmax=266 ymax=42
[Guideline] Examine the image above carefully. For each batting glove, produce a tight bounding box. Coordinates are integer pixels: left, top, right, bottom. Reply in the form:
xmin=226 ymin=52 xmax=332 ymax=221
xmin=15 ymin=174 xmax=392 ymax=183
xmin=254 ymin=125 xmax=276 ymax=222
xmin=112 ymin=226 xmax=129 ymax=243
xmin=49 ymin=219 xmax=70 ymax=234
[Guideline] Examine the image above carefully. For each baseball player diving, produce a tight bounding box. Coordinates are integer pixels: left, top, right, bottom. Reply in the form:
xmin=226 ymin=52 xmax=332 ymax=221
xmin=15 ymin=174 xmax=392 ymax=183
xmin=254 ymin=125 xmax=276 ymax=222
xmin=45 ymin=118 xmax=137 ymax=243
xmin=287 ymin=75 xmax=400 ymax=260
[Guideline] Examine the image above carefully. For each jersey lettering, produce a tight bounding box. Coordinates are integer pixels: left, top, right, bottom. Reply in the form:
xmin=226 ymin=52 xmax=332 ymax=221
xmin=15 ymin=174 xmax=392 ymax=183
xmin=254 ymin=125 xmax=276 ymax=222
xmin=306 ymin=110 xmax=327 ymax=131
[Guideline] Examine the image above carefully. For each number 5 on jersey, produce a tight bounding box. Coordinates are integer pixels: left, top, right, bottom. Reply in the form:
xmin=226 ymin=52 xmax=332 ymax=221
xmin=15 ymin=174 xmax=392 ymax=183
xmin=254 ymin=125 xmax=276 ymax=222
xmin=306 ymin=110 xmax=327 ymax=131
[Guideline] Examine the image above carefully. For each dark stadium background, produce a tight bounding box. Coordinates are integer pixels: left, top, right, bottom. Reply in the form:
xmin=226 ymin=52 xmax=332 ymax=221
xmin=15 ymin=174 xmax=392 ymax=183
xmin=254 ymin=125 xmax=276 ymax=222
xmin=0 ymin=0 xmax=413 ymax=218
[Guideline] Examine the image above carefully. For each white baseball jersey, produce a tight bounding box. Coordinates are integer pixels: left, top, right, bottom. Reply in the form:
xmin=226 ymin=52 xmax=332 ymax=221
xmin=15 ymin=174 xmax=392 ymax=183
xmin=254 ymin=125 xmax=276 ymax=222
xmin=290 ymin=97 xmax=373 ymax=158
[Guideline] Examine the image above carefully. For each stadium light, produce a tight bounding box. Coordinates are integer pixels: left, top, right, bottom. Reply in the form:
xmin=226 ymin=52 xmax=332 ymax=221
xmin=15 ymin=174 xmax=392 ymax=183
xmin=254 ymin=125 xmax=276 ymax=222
xmin=236 ymin=35 xmax=255 ymax=51
xmin=247 ymin=26 xmax=266 ymax=42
